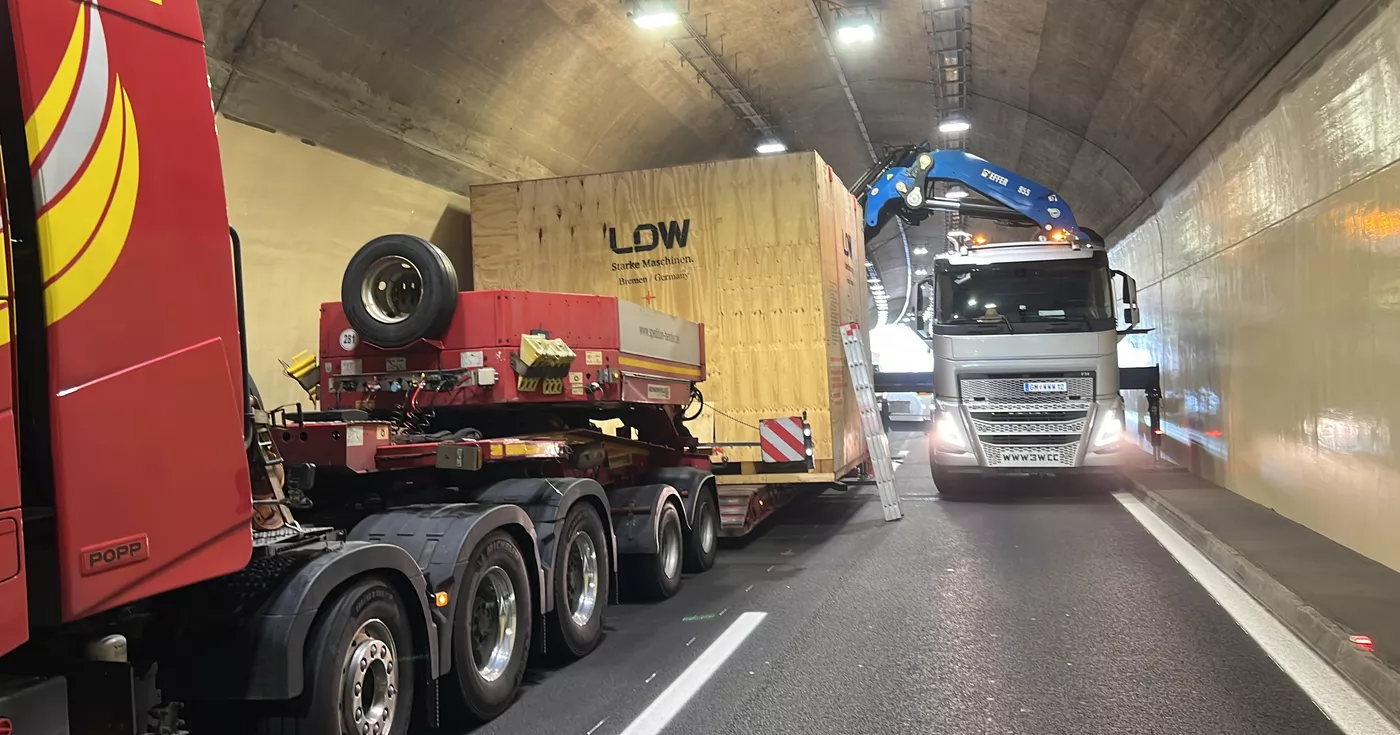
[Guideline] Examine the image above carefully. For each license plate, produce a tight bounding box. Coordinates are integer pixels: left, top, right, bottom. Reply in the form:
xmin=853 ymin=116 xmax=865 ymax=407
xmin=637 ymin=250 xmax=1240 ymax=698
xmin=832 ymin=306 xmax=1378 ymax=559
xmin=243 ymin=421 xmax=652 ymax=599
xmin=1002 ymin=450 xmax=1060 ymax=465
xmin=1023 ymin=381 xmax=1068 ymax=394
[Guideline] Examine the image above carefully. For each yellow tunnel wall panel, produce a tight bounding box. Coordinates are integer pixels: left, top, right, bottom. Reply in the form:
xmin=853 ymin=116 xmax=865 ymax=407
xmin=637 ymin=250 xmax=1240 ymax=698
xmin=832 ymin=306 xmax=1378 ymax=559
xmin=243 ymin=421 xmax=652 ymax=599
xmin=218 ymin=117 xmax=471 ymax=410
xmin=1109 ymin=1 xmax=1400 ymax=571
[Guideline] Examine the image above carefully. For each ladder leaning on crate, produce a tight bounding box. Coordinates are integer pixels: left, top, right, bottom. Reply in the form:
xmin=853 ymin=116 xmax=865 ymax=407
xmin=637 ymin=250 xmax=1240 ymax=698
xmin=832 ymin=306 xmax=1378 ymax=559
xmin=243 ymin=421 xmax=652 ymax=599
xmin=840 ymin=323 xmax=903 ymax=522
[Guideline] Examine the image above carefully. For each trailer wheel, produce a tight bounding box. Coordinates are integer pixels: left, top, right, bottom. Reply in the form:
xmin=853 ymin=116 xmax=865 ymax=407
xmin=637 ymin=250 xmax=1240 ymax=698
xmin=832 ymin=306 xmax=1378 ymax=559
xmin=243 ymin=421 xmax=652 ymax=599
xmin=255 ymin=576 xmax=415 ymax=735
xmin=341 ymin=234 xmax=458 ymax=349
xmin=625 ymin=502 xmax=684 ymax=600
xmin=682 ymin=487 xmax=718 ymax=573
xmin=547 ymin=503 xmax=609 ymax=660
xmin=450 ymin=531 xmax=533 ymax=723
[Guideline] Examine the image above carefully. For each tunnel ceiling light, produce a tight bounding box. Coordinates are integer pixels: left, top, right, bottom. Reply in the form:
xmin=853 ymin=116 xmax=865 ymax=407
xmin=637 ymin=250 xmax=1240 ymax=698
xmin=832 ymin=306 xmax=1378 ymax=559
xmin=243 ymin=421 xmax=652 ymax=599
xmin=755 ymin=140 xmax=788 ymax=154
xmin=912 ymin=246 xmax=929 ymax=255
xmin=837 ymin=21 xmax=876 ymax=44
xmin=835 ymin=8 xmax=878 ymax=44
xmin=914 ymin=267 xmax=928 ymax=276
xmin=939 ymin=119 xmax=971 ymax=134
xmin=628 ymin=0 xmax=681 ymax=28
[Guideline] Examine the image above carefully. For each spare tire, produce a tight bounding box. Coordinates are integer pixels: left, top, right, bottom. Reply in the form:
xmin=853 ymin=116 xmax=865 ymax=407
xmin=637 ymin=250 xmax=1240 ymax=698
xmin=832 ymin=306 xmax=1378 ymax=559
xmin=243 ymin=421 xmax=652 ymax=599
xmin=341 ymin=234 xmax=459 ymax=348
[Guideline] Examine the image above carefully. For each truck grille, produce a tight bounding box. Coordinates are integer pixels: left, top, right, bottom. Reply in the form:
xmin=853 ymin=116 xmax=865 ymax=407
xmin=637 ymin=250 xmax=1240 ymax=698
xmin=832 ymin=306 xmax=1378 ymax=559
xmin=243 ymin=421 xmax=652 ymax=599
xmin=959 ymin=373 xmax=1094 ymax=467
xmin=960 ymin=375 xmax=1095 ymax=402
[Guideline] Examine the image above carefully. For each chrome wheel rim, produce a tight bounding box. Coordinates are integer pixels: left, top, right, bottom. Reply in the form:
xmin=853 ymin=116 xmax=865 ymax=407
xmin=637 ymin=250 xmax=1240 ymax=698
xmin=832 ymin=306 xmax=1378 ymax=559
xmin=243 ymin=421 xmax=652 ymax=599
xmin=340 ymin=618 xmax=398 ymax=735
xmin=566 ymin=531 xmax=600 ymax=627
xmin=661 ymin=520 xmax=682 ymax=579
xmin=361 ymin=255 xmax=423 ymax=324
xmin=471 ymin=566 xmax=517 ymax=682
xmin=699 ymin=502 xmax=717 ymax=555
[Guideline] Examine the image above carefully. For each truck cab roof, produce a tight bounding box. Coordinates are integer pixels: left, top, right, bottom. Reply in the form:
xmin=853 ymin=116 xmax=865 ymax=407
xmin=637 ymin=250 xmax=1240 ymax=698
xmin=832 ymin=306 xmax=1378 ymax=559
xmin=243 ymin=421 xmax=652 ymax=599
xmin=935 ymin=243 xmax=1104 ymax=267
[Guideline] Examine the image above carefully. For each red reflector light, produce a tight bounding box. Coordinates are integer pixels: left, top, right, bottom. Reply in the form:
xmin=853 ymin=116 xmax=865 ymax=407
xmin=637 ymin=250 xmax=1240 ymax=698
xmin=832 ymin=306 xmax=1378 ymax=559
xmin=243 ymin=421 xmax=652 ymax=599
xmin=1351 ymin=635 xmax=1375 ymax=652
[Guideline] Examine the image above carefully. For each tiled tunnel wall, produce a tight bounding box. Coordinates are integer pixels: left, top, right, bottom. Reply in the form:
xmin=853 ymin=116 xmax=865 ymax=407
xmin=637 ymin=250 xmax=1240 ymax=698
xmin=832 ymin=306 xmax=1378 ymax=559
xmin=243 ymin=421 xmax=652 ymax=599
xmin=1109 ymin=0 xmax=1400 ymax=572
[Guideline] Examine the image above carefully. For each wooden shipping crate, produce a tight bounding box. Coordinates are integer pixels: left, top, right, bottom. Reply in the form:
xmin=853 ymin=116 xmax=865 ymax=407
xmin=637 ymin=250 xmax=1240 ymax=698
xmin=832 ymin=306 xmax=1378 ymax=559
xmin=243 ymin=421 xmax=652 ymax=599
xmin=470 ymin=152 xmax=868 ymax=479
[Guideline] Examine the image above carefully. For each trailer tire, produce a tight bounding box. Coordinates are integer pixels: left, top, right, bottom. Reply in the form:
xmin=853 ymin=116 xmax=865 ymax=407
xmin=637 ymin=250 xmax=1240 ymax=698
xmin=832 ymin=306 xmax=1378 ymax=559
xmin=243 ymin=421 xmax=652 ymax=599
xmin=255 ymin=576 xmax=416 ymax=735
xmin=341 ymin=234 xmax=459 ymax=349
xmin=547 ymin=503 xmax=609 ymax=660
xmin=449 ymin=531 xmax=533 ymax=723
xmin=624 ymin=503 xmax=684 ymax=600
xmin=682 ymin=487 xmax=718 ymax=574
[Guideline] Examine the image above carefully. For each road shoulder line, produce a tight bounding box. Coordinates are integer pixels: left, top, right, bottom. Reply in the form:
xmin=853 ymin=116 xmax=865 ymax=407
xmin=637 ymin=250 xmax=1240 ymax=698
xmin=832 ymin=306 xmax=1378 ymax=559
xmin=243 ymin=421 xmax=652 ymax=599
xmin=1115 ymin=491 xmax=1399 ymax=734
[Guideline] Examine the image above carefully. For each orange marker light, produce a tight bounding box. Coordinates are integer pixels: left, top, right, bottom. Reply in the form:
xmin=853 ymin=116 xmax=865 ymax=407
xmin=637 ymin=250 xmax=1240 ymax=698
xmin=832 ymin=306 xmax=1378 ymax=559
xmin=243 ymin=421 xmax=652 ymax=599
xmin=1051 ymin=230 xmax=1067 ymax=241
xmin=1350 ymin=634 xmax=1375 ymax=652
xmin=435 ymin=591 xmax=450 ymax=608
xmin=973 ymin=234 xmax=988 ymax=246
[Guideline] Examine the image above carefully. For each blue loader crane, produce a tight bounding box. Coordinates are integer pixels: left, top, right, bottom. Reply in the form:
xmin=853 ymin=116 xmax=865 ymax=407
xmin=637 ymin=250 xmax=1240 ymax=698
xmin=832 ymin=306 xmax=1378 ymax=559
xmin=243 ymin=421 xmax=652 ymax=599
xmin=849 ymin=144 xmax=1105 ymax=247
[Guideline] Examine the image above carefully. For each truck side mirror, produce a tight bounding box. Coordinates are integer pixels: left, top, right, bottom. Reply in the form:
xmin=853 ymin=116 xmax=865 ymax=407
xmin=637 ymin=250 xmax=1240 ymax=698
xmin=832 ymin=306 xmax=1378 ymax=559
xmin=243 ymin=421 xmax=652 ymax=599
xmin=914 ymin=278 xmax=934 ymax=337
xmin=1114 ymin=270 xmax=1138 ymax=305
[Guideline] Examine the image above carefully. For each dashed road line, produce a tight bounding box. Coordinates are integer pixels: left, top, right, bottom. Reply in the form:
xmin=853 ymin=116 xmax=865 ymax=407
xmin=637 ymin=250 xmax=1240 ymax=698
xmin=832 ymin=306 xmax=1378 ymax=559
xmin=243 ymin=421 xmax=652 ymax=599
xmin=617 ymin=612 xmax=768 ymax=735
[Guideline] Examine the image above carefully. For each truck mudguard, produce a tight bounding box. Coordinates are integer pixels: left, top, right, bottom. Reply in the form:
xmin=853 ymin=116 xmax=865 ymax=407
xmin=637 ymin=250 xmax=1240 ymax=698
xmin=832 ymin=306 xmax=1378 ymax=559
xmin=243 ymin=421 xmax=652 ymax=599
xmin=644 ymin=466 xmax=716 ymax=526
xmin=610 ymin=484 xmax=684 ymax=555
xmin=473 ymin=478 xmax=615 ymax=612
xmin=347 ymin=503 xmax=543 ymax=678
xmin=245 ymin=541 xmax=439 ymax=700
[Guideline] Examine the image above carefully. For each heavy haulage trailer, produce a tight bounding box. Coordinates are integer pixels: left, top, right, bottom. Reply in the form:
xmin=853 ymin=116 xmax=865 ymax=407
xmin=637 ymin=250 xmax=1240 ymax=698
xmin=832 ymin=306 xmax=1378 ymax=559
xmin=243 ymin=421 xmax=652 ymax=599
xmin=0 ymin=0 xmax=726 ymax=732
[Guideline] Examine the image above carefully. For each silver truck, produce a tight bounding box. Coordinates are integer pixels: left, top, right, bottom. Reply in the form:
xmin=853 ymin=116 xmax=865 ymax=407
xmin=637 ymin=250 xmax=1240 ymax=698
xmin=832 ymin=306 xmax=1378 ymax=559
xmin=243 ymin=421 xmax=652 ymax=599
xmin=916 ymin=237 xmax=1141 ymax=497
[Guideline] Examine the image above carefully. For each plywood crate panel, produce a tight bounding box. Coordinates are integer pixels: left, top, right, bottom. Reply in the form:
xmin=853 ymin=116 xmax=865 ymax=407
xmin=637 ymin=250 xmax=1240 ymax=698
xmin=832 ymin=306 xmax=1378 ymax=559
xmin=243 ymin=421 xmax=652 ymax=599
xmin=471 ymin=152 xmax=868 ymax=475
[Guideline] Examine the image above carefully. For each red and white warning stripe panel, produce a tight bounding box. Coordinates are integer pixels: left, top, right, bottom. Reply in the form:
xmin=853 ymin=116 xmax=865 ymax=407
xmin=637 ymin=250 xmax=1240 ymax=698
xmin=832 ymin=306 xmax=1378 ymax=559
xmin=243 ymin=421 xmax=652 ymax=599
xmin=760 ymin=417 xmax=808 ymax=463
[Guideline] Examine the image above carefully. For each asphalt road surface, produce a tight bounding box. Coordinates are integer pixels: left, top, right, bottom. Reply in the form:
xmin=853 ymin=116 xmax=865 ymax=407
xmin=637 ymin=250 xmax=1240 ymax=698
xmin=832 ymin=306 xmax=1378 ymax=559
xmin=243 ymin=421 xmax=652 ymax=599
xmin=463 ymin=429 xmax=1366 ymax=735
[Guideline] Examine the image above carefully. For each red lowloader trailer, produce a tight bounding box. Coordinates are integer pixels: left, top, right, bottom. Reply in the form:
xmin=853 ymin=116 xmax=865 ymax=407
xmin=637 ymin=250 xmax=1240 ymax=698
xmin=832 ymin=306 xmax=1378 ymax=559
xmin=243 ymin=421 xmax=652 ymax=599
xmin=0 ymin=1 xmax=723 ymax=732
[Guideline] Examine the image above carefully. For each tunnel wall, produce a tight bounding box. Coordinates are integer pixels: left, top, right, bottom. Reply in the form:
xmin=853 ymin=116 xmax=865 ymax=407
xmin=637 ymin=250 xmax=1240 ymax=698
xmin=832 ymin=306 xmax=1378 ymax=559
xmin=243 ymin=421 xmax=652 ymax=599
xmin=218 ymin=117 xmax=471 ymax=409
xmin=1108 ymin=0 xmax=1400 ymax=571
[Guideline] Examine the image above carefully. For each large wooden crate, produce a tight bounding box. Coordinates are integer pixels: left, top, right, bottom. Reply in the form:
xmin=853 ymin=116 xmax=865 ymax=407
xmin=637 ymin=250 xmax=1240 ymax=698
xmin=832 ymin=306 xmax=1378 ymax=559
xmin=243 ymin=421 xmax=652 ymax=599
xmin=470 ymin=152 xmax=868 ymax=480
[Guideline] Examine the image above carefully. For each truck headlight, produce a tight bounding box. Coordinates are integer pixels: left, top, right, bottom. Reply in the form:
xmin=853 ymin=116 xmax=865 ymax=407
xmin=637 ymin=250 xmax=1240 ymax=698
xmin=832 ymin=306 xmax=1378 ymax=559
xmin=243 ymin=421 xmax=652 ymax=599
xmin=1092 ymin=409 xmax=1122 ymax=449
xmin=934 ymin=410 xmax=968 ymax=452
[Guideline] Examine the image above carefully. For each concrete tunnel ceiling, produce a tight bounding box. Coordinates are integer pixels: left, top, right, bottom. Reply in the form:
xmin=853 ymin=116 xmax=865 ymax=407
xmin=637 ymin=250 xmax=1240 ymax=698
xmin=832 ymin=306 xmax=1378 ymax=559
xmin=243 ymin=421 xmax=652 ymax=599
xmin=200 ymin=0 xmax=1336 ymax=315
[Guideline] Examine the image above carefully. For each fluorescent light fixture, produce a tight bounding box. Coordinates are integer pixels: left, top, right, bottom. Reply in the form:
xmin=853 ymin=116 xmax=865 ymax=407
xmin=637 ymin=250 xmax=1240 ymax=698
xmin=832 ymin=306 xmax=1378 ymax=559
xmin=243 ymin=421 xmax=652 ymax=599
xmin=945 ymin=186 xmax=969 ymax=200
xmin=628 ymin=0 xmax=681 ymax=28
xmin=755 ymin=140 xmax=787 ymax=154
xmin=632 ymin=10 xmax=679 ymax=27
xmin=939 ymin=119 xmax=971 ymax=134
xmin=836 ymin=19 xmax=876 ymax=44
xmin=912 ymin=246 xmax=929 ymax=255
xmin=915 ymin=268 xmax=928 ymax=276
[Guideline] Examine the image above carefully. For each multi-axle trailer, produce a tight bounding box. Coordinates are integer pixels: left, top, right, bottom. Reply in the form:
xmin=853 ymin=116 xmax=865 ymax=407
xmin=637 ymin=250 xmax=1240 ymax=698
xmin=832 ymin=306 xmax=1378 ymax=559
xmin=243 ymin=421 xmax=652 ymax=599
xmin=3 ymin=232 xmax=725 ymax=734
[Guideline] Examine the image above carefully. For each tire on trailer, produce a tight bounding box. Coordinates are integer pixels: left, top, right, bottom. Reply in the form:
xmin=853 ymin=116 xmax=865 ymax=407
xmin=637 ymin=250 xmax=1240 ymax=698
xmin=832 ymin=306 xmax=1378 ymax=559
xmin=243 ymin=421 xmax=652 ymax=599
xmin=624 ymin=502 xmax=684 ymax=600
xmin=547 ymin=502 xmax=609 ymax=660
xmin=449 ymin=530 xmax=534 ymax=724
xmin=255 ymin=576 xmax=416 ymax=735
xmin=341 ymin=234 xmax=459 ymax=349
xmin=682 ymin=486 xmax=719 ymax=574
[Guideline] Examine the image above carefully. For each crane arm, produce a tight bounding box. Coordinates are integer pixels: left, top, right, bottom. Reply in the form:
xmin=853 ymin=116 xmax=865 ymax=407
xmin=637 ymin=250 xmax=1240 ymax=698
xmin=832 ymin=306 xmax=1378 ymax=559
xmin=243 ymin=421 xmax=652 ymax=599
xmin=853 ymin=147 xmax=1103 ymax=247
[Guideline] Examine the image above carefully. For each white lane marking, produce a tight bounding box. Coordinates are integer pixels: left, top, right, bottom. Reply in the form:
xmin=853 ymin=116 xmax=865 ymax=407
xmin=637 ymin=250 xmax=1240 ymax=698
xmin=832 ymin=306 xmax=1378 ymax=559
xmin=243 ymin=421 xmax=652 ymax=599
xmin=618 ymin=612 xmax=767 ymax=735
xmin=1115 ymin=492 xmax=1400 ymax=735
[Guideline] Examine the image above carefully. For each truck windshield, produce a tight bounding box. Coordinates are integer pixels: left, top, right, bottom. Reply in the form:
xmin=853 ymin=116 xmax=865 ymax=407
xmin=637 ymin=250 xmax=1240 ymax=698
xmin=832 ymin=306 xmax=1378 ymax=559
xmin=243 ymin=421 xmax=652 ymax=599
xmin=933 ymin=256 xmax=1114 ymax=333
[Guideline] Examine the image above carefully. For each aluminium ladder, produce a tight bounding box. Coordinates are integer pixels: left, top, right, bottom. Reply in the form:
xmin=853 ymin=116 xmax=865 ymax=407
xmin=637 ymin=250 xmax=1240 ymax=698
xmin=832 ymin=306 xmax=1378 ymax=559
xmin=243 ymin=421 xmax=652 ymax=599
xmin=840 ymin=323 xmax=903 ymax=522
